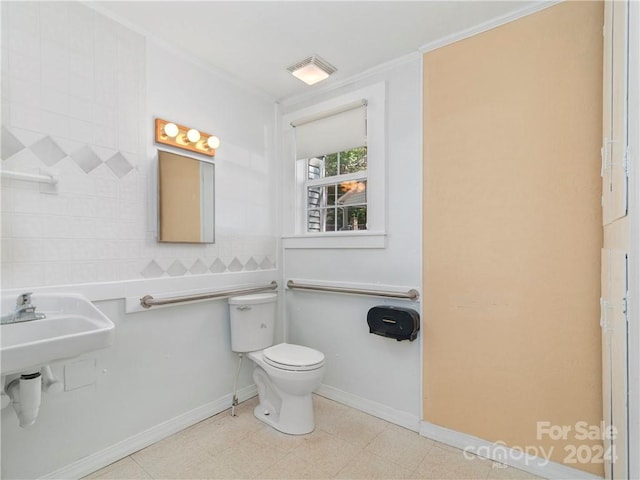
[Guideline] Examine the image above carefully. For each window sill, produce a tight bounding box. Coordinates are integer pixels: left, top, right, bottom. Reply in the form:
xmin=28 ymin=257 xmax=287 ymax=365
xmin=282 ymin=231 xmax=386 ymax=249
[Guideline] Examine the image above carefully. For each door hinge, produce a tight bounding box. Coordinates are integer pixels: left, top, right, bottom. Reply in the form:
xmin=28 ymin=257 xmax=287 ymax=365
xmin=601 ymin=140 xmax=609 ymax=177
xmin=623 ymin=145 xmax=631 ymax=177
xmin=600 ymin=297 xmax=611 ymax=332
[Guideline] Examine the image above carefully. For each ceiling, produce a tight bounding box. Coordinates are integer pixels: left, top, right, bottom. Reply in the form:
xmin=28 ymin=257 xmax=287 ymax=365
xmin=95 ymin=1 xmax=545 ymax=102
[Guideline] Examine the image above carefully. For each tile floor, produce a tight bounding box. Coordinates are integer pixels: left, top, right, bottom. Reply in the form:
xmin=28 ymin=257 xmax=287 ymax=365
xmin=86 ymin=395 xmax=544 ymax=480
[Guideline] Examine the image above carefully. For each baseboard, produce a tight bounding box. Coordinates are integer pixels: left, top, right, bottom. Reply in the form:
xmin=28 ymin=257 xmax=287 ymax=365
xmin=41 ymin=385 xmax=258 ymax=480
xmin=420 ymin=421 xmax=604 ymax=480
xmin=315 ymin=384 xmax=421 ymax=432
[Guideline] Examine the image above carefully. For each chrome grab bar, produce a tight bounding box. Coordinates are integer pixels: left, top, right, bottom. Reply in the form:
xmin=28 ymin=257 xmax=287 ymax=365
xmin=286 ymin=280 xmax=419 ymax=301
xmin=140 ymin=281 xmax=278 ymax=309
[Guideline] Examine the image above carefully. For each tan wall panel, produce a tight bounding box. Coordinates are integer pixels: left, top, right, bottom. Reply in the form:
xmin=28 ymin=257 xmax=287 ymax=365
xmin=422 ymin=2 xmax=603 ymax=474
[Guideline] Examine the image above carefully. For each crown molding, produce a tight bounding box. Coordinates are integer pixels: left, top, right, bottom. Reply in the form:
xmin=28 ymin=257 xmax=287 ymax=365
xmin=419 ymin=0 xmax=562 ymax=54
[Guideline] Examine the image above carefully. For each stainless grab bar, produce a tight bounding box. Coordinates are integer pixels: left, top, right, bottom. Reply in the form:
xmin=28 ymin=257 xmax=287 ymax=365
xmin=286 ymin=280 xmax=419 ymax=301
xmin=140 ymin=281 xmax=278 ymax=309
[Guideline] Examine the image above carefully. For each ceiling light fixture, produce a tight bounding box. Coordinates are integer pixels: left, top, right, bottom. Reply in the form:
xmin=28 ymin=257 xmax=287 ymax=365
xmin=287 ymin=55 xmax=336 ymax=86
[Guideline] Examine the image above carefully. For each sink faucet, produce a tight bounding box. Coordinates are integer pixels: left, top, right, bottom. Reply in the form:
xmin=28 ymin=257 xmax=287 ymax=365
xmin=1 ymin=293 xmax=46 ymax=324
xmin=16 ymin=292 xmax=36 ymax=315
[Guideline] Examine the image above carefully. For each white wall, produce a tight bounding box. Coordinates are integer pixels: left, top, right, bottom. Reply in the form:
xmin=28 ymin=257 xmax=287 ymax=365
xmin=280 ymin=57 xmax=423 ymax=429
xmin=1 ymin=2 xmax=278 ymax=478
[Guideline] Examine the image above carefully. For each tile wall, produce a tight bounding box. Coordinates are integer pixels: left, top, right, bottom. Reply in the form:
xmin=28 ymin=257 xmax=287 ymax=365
xmin=1 ymin=2 xmax=276 ymax=289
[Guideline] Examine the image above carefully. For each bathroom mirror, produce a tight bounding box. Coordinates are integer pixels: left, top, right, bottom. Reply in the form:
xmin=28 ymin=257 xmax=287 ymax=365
xmin=158 ymin=150 xmax=215 ymax=243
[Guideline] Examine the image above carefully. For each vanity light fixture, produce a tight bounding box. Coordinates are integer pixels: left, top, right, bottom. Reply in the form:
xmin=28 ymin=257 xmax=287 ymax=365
xmin=155 ymin=118 xmax=220 ymax=157
xmin=287 ymin=55 xmax=336 ymax=86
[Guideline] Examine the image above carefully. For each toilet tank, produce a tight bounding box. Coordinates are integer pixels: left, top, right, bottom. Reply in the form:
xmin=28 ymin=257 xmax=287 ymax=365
xmin=228 ymin=293 xmax=277 ymax=353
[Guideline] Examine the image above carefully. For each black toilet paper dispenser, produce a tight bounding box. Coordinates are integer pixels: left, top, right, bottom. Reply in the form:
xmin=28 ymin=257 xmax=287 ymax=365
xmin=367 ymin=306 xmax=420 ymax=341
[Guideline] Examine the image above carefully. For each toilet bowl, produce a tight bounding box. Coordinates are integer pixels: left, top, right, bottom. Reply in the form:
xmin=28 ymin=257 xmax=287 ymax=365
xmin=248 ymin=343 xmax=325 ymax=435
xmin=228 ymin=293 xmax=325 ymax=435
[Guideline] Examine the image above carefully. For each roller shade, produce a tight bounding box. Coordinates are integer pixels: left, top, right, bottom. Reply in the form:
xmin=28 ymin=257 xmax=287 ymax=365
xmin=293 ymin=100 xmax=366 ymax=160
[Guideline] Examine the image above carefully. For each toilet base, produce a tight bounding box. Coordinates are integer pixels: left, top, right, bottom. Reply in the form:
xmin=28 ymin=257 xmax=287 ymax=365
xmin=253 ymin=394 xmax=315 ymax=435
xmin=248 ymin=348 xmax=324 ymax=436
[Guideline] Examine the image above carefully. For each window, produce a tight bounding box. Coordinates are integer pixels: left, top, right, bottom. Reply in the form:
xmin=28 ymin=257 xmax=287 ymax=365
xmin=282 ymin=83 xmax=386 ymax=248
xmin=306 ymin=147 xmax=368 ymax=232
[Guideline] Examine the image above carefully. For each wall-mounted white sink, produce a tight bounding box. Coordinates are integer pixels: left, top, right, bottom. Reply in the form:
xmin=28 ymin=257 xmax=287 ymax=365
xmin=1 ymin=293 xmax=115 ymax=376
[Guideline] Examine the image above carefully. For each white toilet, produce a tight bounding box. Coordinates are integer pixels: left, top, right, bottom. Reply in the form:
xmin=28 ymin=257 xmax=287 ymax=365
xmin=228 ymin=292 xmax=325 ymax=435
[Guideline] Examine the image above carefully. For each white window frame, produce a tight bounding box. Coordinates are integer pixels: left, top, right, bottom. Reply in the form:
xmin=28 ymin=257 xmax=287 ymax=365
xmin=282 ymin=82 xmax=386 ymax=249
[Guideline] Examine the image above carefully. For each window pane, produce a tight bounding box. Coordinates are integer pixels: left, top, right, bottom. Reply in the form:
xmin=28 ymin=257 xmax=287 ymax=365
xmin=346 ymin=206 xmax=367 ymax=230
xmin=306 ymin=147 xmax=366 ymax=180
xmin=326 ymin=185 xmax=336 ymax=206
xmin=324 ymin=153 xmax=338 ymax=177
xmin=337 ymin=180 xmax=366 ymax=206
xmin=324 ymin=208 xmax=336 ymax=232
xmin=339 ymin=147 xmax=367 ymax=175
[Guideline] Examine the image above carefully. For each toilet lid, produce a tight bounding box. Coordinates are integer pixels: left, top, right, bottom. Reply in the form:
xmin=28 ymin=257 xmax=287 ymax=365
xmin=263 ymin=343 xmax=325 ymax=371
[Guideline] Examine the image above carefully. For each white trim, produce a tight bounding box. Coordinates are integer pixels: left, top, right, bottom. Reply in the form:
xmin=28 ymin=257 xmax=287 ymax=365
xmin=282 ymin=83 xmax=386 ymax=243
xmin=419 ymin=49 xmax=426 ymax=443
xmin=306 ymin=170 xmax=367 ymax=188
xmin=626 ymin=1 xmax=640 ymax=478
xmin=0 ymin=270 xmax=277 ymax=304
xmin=420 ymin=421 xmax=603 ymax=480
xmin=418 ymin=1 xmax=562 ymax=54
xmin=282 ymin=232 xmax=386 ymax=249
xmin=40 ymin=385 xmax=257 ymax=480
xmin=316 ymin=384 xmax=420 ymax=433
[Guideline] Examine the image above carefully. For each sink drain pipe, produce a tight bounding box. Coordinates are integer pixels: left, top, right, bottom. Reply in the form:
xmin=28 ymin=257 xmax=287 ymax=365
xmin=5 ymin=366 xmax=62 ymax=427
xmin=7 ymin=372 xmax=42 ymax=427
xmin=231 ymin=353 xmax=243 ymax=417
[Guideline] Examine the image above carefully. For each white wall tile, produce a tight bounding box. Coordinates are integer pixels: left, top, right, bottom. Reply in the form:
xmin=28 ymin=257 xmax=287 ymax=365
xmin=1 ymin=239 xmax=15 ymax=263
xmin=41 ymin=63 xmax=69 ymax=95
xmin=43 ymin=261 xmax=72 ymax=285
xmin=40 ymin=111 xmax=70 ymax=139
xmin=9 ymin=78 xmax=41 ymax=107
xmin=11 ymin=262 xmax=44 ymax=287
xmin=8 ymin=29 xmax=40 ymax=59
xmin=68 ymin=96 xmax=94 ymax=122
xmin=40 ymin=87 xmax=69 ymax=115
xmin=67 ymin=117 xmax=94 ymax=144
xmin=6 ymin=2 xmax=39 ymax=36
xmin=10 ymin=103 xmax=42 ymax=131
xmin=41 ymin=42 xmax=70 ymax=71
xmin=2 ymin=2 xmax=276 ymax=291
xmin=11 ymin=213 xmax=44 ymax=238
xmin=39 ymin=3 xmax=69 ymax=48
xmin=8 ymin=53 xmax=41 ymax=81
xmin=2 ymin=187 xmax=42 ymax=213
xmin=68 ymin=74 xmax=94 ymax=101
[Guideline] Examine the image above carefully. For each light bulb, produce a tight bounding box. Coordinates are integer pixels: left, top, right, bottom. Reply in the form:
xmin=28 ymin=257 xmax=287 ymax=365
xmin=186 ymin=129 xmax=201 ymax=143
xmin=207 ymin=135 xmax=220 ymax=149
xmin=163 ymin=122 xmax=179 ymax=138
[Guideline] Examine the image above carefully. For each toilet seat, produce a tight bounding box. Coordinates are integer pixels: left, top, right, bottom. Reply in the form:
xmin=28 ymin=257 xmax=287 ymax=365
xmin=263 ymin=343 xmax=325 ymax=371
